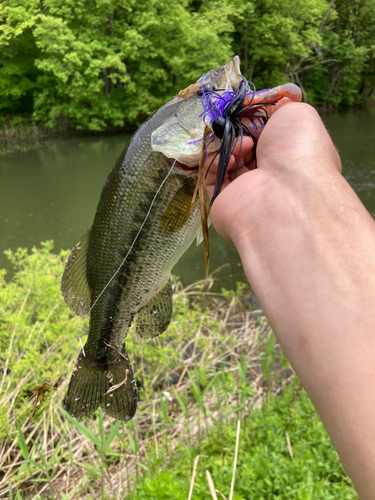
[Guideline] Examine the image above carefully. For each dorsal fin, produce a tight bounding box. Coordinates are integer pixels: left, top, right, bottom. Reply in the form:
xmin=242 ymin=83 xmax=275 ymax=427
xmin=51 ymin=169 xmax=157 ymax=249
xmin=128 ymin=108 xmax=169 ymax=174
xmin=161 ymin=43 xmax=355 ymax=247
xmin=61 ymin=227 xmax=92 ymax=316
xmin=135 ymin=279 xmax=173 ymax=339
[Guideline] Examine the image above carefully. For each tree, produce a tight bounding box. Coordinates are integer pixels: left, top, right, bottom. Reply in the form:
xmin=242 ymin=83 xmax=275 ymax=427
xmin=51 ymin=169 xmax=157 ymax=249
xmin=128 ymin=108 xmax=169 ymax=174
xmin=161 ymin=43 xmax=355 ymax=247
xmin=1 ymin=0 xmax=374 ymax=130
xmin=232 ymin=0 xmax=375 ymax=108
xmin=0 ymin=0 xmax=235 ymax=130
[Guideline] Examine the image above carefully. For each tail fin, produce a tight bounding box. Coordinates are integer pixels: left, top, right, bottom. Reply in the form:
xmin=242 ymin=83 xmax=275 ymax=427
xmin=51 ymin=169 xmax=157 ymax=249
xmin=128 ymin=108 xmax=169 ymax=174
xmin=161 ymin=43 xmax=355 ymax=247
xmin=64 ymin=349 xmax=138 ymax=421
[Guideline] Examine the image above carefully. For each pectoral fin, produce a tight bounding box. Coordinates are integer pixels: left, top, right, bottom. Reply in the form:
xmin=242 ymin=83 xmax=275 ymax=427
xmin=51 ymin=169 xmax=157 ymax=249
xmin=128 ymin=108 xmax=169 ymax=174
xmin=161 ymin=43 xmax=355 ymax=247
xmin=61 ymin=227 xmax=92 ymax=316
xmin=135 ymin=279 xmax=173 ymax=339
xmin=160 ymin=177 xmax=196 ymax=235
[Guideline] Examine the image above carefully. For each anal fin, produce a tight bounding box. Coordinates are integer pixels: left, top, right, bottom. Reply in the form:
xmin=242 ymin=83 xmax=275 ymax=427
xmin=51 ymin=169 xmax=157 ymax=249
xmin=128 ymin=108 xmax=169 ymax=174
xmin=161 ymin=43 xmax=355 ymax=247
xmin=135 ymin=279 xmax=173 ymax=339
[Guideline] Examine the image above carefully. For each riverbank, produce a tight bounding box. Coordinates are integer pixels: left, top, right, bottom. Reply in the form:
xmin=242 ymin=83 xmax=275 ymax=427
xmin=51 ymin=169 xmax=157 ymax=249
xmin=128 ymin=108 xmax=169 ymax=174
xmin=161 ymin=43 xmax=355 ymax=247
xmin=0 ymin=116 xmax=137 ymax=156
xmin=0 ymin=115 xmax=137 ymax=140
xmin=0 ymin=245 xmax=356 ymax=498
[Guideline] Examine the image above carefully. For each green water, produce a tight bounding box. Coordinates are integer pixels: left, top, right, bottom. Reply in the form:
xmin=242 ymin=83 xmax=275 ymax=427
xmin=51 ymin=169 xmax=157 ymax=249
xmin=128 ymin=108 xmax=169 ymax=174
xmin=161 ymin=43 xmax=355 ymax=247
xmin=1 ymin=108 xmax=375 ymax=288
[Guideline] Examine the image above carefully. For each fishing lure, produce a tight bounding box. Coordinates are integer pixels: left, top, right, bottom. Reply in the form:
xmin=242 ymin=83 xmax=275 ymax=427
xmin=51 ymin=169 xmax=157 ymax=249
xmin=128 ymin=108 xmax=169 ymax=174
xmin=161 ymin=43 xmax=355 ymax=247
xmin=193 ymin=73 xmax=301 ymax=267
xmin=199 ymin=75 xmax=270 ymax=204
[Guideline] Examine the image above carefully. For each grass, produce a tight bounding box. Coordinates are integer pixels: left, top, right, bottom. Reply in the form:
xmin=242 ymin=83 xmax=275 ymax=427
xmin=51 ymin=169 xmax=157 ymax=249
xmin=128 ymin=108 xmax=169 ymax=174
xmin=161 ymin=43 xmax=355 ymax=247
xmin=0 ymin=243 xmax=357 ymax=499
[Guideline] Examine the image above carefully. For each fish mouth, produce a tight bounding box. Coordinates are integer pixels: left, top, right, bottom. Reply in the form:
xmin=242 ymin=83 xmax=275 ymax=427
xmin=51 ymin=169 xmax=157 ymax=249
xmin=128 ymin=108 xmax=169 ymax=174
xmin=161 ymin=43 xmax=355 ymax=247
xmin=152 ymin=56 xmax=245 ymax=168
xmin=200 ymin=55 xmax=243 ymax=93
xmin=225 ymin=55 xmax=243 ymax=91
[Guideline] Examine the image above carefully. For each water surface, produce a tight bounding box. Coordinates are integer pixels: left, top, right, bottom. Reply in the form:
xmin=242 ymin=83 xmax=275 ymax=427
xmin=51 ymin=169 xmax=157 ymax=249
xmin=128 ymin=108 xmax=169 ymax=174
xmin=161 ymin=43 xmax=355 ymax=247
xmin=1 ymin=108 xmax=374 ymax=288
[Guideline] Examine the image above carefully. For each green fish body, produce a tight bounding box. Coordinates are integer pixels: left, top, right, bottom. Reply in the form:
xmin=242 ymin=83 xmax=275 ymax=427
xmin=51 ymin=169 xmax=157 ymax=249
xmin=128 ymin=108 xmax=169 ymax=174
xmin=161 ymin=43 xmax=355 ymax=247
xmin=61 ymin=57 xmax=244 ymax=420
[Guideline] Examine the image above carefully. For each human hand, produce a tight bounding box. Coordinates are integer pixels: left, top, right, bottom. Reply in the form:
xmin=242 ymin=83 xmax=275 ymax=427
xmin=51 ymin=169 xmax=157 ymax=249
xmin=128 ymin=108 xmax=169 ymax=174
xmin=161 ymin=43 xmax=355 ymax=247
xmin=205 ymin=100 xmax=341 ymax=242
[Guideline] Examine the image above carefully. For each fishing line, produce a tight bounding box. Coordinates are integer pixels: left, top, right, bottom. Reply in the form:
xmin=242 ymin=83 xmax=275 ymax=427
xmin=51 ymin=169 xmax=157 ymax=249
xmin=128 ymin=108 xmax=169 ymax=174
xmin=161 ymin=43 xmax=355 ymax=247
xmin=88 ymin=148 xmax=188 ymax=315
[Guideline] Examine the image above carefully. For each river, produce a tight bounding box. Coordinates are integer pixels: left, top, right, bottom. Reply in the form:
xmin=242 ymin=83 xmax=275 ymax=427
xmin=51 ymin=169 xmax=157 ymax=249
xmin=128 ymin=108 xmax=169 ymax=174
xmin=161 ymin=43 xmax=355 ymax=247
xmin=1 ymin=108 xmax=375 ymax=288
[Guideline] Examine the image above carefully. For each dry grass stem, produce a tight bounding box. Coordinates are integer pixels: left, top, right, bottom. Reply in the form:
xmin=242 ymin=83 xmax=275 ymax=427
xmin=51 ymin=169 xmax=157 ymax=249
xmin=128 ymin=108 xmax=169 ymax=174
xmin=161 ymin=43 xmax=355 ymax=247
xmin=286 ymin=433 xmax=294 ymax=460
xmin=188 ymin=454 xmax=205 ymax=500
xmin=206 ymin=469 xmax=219 ymax=500
xmin=228 ymin=420 xmax=241 ymax=500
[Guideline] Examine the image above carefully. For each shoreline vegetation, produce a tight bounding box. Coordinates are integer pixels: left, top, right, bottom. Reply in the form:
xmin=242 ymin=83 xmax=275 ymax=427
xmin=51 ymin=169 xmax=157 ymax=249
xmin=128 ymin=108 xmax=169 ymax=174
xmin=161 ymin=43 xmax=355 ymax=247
xmin=0 ymin=116 xmax=138 ymax=141
xmin=1 ymin=100 xmax=374 ymax=144
xmin=0 ymin=99 xmax=373 ymax=156
xmin=0 ymin=244 xmax=356 ymax=498
xmin=1 ymin=0 xmax=374 ymax=136
xmin=0 ymin=118 xmax=135 ymax=156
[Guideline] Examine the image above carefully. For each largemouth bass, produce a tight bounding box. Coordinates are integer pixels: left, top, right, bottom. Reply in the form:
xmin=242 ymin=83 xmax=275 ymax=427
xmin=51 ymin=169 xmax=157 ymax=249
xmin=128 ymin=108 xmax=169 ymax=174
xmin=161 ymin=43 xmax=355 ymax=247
xmin=61 ymin=56 xmax=301 ymax=421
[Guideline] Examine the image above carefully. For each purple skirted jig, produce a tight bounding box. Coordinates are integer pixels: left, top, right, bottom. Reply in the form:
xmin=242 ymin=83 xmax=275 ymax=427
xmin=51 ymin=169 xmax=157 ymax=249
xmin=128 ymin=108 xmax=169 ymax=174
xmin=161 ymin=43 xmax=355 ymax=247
xmin=198 ymin=75 xmax=270 ymax=204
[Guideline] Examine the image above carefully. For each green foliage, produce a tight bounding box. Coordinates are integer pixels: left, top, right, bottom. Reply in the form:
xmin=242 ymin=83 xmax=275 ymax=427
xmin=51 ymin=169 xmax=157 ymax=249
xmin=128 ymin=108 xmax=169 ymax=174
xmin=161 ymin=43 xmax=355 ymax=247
xmin=235 ymin=0 xmax=375 ymax=108
xmin=127 ymin=384 xmax=357 ymax=500
xmin=16 ymin=421 xmax=63 ymax=500
xmin=0 ymin=0 xmax=234 ymax=130
xmin=0 ymin=245 xmax=357 ymax=498
xmin=323 ymin=0 xmax=375 ymax=108
xmin=235 ymin=0 xmax=332 ymax=87
xmin=0 ymin=241 xmax=86 ymax=430
xmin=1 ymin=0 xmax=374 ymax=132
